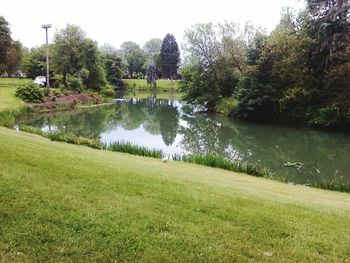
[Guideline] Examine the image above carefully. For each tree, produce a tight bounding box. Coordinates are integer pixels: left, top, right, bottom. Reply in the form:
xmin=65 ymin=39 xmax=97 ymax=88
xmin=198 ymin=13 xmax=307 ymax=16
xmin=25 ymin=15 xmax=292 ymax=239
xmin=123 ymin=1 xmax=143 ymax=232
xmin=143 ymin=38 xmax=162 ymax=58
xmin=0 ymin=16 xmax=22 ymax=75
xmin=160 ymin=34 xmax=180 ymax=79
xmin=83 ymin=39 xmax=106 ymax=90
xmin=0 ymin=16 xmax=12 ymax=74
xmin=52 ymin=24 xmax=106 ymax=90
xmin=101 ymin=50 xmax=124 ymax=87
xmin=182 ymin=23 xmax=244 ymax=107
xmin=5 ymin=40 xmax=23 ymax=75
xmin=146 ymin=63 xmax=157 ymax=87
xmin=306 ymin=0 xmax=350 ymax=72
xmin=52 ymin=24 xmax=87 ymax=78
xmin=121 ymin=41 xmax=146 ymax=78
xmin=23 ymin=45 xmax=49 ymax=79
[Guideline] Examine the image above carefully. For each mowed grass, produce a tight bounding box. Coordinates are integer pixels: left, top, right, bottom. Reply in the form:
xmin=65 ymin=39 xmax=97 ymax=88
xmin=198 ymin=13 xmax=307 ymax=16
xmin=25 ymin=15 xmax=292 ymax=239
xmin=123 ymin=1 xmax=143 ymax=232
xmin=122 ymin=90 xmax=184 ymax=100
xmin=1 ymin=127 xmax=350 ymax=262
xmin=122 ymin=79 xmax=179 ymax=91
xmin=0 ymin=78 xmax=29 ymax=111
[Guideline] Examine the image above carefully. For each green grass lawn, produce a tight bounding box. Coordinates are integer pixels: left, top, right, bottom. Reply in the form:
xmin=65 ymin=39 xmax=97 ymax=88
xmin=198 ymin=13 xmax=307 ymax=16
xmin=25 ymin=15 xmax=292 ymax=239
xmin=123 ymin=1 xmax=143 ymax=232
xmin=1 ymin=127 xmax=350 ymax=262
xmin=122 ymin=90 xmax=184 ymax=100
xmin=0 ymin=78 xmax=29 ymax=111
xmin=122 ymin=79 xmax=179 ymax=91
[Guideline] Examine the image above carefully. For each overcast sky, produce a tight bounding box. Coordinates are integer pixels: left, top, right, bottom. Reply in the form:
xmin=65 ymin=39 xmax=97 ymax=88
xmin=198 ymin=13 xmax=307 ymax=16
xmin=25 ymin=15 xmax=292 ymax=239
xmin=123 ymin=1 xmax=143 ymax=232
xmin=3 ymin=0 xmax=305 ymax=49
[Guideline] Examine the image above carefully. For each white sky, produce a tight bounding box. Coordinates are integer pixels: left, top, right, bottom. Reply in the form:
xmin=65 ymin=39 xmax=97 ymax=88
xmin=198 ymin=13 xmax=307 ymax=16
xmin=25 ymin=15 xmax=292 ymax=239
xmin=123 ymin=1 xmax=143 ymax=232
xmin=3 ymin=0 xmax=305 ymax=49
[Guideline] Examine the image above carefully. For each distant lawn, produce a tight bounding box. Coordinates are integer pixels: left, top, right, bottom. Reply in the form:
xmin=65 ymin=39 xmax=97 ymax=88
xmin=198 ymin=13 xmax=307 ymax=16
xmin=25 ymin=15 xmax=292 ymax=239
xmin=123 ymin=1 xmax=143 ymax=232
xmin=0 ymin=78 xmax=29 ymax=111
xmin=1 ymin=127 xmax=350 ymax=262
xmin=122 ymin=79 xmax=179 ymax=91
xmin=122 ymin=90 xmax=184 ymax=100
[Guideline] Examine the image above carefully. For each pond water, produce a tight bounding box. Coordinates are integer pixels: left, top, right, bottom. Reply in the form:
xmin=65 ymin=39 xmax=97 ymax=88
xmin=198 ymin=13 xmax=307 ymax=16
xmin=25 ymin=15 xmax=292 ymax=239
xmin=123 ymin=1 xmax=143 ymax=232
xmin=16 ymin=97 xmax=350 ymax=185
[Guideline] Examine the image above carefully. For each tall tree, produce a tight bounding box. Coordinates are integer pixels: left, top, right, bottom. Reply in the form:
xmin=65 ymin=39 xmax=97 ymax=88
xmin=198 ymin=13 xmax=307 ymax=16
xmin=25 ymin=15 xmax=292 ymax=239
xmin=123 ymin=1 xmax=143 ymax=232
xmin=53 ymin=24 xmax=87 ymax=78
xmin=100 ymin=46 xmax=124 ymax=87
xmin=23 ymin=45 xmax=49 ymax=79
xmin=160 ymin=34 xmax=180 ymax=79
xmin=0 ymin=16 xmax=22 ymax=75
xmin=306 ymin=0 xmax=350 ymax=71
xmin=0 ymin=16 xmax=12 ymax=74
xmin=53 ymin=24 xmax=106 ymax=90
xmin=120 ymin=41 xmax=146 ymax=78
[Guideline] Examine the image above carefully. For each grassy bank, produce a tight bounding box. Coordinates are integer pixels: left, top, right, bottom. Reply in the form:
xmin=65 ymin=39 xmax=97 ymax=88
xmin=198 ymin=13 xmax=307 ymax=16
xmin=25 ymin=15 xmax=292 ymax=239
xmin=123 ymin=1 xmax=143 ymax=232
xmin=121 ymin=79 xmax=184 ymax=100
xmin=0 ymin=78 xmax=31 ymax=127
xmin=0 ymin=78 xmax=28 ymax=111
xmin=122 ymin=79 xmax=179 ymax=91
xmin=1 ymin=127 xmax=350 ymax=262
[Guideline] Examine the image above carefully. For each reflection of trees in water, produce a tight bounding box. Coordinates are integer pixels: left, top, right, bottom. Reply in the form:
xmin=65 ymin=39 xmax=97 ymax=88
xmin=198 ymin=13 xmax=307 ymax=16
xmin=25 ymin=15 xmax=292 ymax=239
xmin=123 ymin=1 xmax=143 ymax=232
xmin=18 ymin=97 xmax=180 ymax=147
xmin=180 ymin=113 xmax=350 ymax=183
xmin=16 ymin=107 xmax=116 ymax=139
xmin=16 ymin=99 xmax=350 ymax=183
xmin=156 ymin=101 xmax=179 ymax=146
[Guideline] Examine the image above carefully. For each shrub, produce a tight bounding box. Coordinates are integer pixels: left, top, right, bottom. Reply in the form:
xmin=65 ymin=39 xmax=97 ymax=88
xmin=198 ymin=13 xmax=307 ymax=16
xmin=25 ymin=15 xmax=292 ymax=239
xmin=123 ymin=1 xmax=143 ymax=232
xmin=15 ymin=83 xmax=44 ymax=103
xmin=43 ymin=88 xmax=50 ymax=97
xmin=66 ymin=74 xmax=85 ymax=92
xmin=100 ymin=84 xmax=116 ymax=98
xmin=53 ymin=74 xmax=65 ymax=88
xmin=52 ymin=89 xmax=62 ymax=98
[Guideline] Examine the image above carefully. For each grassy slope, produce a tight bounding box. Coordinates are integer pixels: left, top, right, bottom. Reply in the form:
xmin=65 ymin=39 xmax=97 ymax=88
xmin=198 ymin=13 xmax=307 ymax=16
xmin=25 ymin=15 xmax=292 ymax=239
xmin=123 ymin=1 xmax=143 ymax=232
xmin=0 ymin=78 xmax=29 ymax=111
xmin=1 ymin=127 xmax=350 ymax=262
xmin=122 ymin=79 xmax=179 ymax=91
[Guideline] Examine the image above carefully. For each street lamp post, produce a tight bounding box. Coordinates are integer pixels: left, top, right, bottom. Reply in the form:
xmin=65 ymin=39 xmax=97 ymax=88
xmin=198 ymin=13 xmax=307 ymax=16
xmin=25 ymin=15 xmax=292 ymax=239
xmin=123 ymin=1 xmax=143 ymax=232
xmin=42 ymin=24 xmax=52 ymax=88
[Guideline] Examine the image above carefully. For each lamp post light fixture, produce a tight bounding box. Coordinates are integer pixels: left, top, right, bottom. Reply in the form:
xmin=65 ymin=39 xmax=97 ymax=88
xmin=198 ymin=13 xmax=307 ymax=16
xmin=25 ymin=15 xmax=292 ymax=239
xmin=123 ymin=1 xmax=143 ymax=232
xmin=42 ymin=24 xmax=52 ymax=88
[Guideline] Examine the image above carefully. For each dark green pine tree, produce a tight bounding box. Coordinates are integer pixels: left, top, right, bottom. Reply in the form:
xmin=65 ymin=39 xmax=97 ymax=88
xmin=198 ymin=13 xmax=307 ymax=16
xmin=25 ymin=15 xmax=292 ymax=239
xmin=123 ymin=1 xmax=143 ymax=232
xmin=160 ymin=34 xmax=180 ymax=80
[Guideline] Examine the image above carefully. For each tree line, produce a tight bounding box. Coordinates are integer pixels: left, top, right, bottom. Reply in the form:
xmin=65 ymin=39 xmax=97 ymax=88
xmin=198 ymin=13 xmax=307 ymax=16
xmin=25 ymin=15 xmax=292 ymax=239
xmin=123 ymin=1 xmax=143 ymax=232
xmin=0 ymin=20 xmax=180 ymax=91
xmin=180 ymin=0 xmax=350 ymax=130
xmin=1 ymin=0 xmax=350 ymax=130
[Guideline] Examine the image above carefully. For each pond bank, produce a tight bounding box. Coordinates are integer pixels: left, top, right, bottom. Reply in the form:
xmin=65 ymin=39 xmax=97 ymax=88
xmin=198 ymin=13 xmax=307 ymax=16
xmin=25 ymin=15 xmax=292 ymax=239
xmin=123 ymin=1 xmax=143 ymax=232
xmin=1 ymin=126 xmax=350 ymax=262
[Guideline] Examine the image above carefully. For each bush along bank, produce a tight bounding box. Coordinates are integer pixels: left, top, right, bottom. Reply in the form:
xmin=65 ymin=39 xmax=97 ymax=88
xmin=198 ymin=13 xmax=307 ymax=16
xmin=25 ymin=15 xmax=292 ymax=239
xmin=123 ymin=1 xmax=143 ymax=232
xmin=17 ymin=125 xmax=350 ymax=193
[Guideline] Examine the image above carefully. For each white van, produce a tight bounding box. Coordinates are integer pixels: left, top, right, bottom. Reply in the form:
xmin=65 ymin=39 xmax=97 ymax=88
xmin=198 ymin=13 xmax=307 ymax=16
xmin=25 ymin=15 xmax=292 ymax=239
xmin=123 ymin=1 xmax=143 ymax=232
xmin=33 ymin=76 xmax=46 ymax=87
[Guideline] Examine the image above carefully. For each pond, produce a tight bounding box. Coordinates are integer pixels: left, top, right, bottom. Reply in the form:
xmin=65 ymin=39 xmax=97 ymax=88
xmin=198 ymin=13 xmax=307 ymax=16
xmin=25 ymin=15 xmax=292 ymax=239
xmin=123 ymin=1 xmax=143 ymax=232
xmin=16 ymin=97 xmax=350 ymax=185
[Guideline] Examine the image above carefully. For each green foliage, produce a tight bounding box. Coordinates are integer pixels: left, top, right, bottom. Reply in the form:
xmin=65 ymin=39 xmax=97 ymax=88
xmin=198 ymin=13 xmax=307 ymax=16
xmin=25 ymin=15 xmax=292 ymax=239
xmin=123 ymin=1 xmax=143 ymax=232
xmin=146 ymin=63 xmax=157 ymax=87
xmin=66 ymin=74 xmax=85 ymax=92
xmin=0 ymin=16 xmax=22 ymax=75
xmin=18 ymin=125 xmax=103 ymax=149
xmin=121 ymin=41 xmax=147 ymax=78
xmin=52 ymin=89 xmax=62 ymax=98
xmin=180 ymin=6 xmax=350 ymax=129
xmin=180 ymin=65 xmax=214 ymax=105
xmin=177 ymin=154 xmax=273 ymax=178
xmin=83 ymin=40 xmax=106 ymax=90
xmin=101 ymin=52 xmax=124 ymax=87
xmin=100 ymin=84 xmax=116 ymax=98
xmin=106 ymin=141 xmax=163 ymax=158
xmin=15 ymin=83 xmax=44 ymax=103
xmin=22 ymin=45 xmax=49 ymax=79
xmin=182 ymin=23 xmax=246 ymax=108
xmin=235 ymin=74 xmax=277 ymax=121
xmin=215 ymin=97 xmax=238 ymax=115
xmin=160 ymin=34 xmax=180 ymax=79
xmin=47 ymin=131 xmax=103 ymax=149
xmin=52 ymin=24 xmax=105 ymax=91
xmin=143 ymin=38 xmax=162 ymax=57
xmin=43 ymin=88 xmax=50 ymax=97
